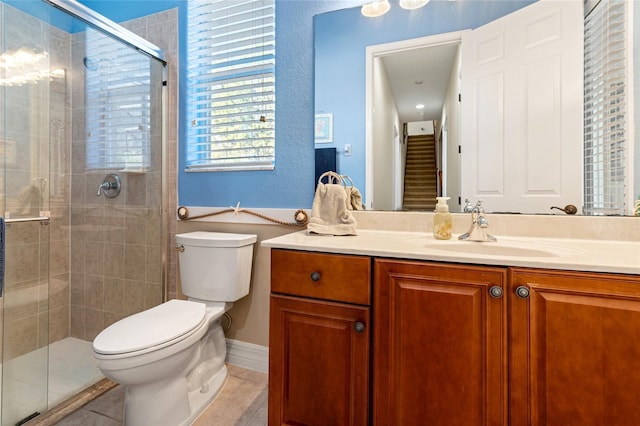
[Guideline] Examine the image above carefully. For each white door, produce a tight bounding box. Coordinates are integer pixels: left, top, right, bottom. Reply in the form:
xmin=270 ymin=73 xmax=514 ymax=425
xmin=461 ymin=0 xmax=583 ymax=213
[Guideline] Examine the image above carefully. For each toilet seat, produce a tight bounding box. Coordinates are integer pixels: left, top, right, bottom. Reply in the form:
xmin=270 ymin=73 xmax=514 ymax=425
xmin=94 ymin=299 xmax=206 ymax=357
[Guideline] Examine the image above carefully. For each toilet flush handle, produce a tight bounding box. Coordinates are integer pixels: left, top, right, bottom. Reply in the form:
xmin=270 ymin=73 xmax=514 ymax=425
xmin=175 ymin=245 xmax=185 ymax=252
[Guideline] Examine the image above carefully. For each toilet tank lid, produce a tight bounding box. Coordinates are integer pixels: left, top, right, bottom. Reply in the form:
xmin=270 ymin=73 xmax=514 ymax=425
xmin=93 ymin=299 xmax=206 ymax=355
xmin=176 ymin=231 xmax=257 ymax=248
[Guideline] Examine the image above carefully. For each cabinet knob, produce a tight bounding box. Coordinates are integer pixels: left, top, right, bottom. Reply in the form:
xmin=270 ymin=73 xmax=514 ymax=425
xmin=354 ymin=322 xmax=366 ymax=333
xmin=489 ymin=286 xmax=503 ymax=298
xmin=310 ymin=271 xmax=321 ymax=282
xmin=515 ymin=286 xmax=530 ymax=299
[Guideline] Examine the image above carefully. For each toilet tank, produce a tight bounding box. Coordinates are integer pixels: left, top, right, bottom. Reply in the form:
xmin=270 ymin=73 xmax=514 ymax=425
xmin=176 ymin=232 xmax=257 ymax=302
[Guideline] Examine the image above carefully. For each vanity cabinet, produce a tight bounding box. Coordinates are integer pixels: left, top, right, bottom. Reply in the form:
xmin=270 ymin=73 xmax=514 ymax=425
xmin=268 ymin=248 xmax=640 ymax=426
xmin=373 ymin=259 xmax=508 ymax=425
xmin=268 ymin=249 xmax=371 ymax=426
xmin=373 ymin=260 xmax=640 ymax=426
xmin=509 ymin=268 xmax=640 ymax=425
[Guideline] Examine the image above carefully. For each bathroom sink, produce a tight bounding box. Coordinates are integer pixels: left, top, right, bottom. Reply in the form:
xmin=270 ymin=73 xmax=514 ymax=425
xmin=405 ymin=238 xmax=583 ymax=258
xmin=423 ymin=242 xmax=557 ymax=257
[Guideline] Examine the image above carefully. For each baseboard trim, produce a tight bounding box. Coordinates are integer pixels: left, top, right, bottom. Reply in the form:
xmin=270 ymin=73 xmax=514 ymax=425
xmin=225 ymin=339 xmax=269 ymax=373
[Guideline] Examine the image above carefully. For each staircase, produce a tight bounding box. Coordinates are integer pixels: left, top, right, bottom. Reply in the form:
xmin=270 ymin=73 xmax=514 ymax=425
xmin=402 ymin=134 xmax=438 ymax=211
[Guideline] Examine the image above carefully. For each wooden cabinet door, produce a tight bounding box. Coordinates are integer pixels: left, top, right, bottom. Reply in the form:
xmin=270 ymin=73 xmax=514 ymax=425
xmin=374 ymin=259 xmax=507 ymax=426
xmin=268 ymin=294 xmax=370 ymax=426
xmin=510 ymin=268 xmax=640 ymax=426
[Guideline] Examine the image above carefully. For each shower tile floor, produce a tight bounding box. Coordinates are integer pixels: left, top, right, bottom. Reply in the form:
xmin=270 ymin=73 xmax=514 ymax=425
xmin=1 ymin=337 xmax=103 ymax=425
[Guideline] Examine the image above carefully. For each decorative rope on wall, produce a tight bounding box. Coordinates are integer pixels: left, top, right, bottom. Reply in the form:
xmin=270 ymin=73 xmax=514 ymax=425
xmin=177 ymin=203 xmax=309 ymax=227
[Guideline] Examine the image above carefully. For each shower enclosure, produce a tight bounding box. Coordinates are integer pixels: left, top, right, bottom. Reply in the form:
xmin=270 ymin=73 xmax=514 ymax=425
xmin=0 ymin=1 xmax=166 ymax=424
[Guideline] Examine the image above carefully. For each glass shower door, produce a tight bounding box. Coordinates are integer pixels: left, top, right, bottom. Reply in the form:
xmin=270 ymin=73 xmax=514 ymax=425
xmin=0 ymin=1 xmax=54 ymax=424
xmin=1 ymin=224 xmax=50 ymax=425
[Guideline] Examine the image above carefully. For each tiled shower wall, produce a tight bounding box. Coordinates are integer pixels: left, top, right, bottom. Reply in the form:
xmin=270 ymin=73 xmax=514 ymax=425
xmin=120 ymin=9 xmax=180 ymax=302
xmin=68 ymin=28 xmax=165 ymax=340
xmin=68 ymin=9 xmax=178 ymax=341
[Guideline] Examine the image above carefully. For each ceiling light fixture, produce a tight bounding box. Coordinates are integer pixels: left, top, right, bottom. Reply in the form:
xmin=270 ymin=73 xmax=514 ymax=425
xmin=416 ymin=104 xmax=425 ymax=109
xmin=362 ymin=0 xmax=430 ymax=18
xmin=361 ymin=1 xmax=391 ymax=18
xmin=399 ymin=0 xmax=430 ymax=10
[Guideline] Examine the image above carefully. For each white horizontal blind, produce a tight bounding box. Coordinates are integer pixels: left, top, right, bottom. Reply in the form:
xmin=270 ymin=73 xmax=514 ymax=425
xmin=85 ymin=28 xmax=152 ymax=172
xmin=186 ymin=0 xmax=275 ymax=172
xmin=583 ymin=0 xmax=629 ymax=215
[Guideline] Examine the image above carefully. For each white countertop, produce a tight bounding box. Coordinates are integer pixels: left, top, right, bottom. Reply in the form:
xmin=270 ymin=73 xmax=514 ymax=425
xmin=262 ymin=230 xmax=640 ymax=275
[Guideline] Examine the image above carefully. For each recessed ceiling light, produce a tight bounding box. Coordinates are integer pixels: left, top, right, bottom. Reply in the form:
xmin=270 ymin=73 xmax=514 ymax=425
xmin=416 ymin=104 xmax=425 ymax=109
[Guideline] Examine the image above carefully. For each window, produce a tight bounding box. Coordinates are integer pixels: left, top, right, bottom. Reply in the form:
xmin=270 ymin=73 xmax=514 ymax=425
xmin=186 ymin=0 xmax=275 ymax=172
xmin=85 ymin=28 xmax=152 ymax=171
xmin=583 ymin=0 xmax=633 ymax=215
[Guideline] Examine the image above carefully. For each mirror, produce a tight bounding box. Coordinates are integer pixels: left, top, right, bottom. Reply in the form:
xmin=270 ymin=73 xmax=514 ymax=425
xmin=314 ymin=0 xmax=639 ymax=215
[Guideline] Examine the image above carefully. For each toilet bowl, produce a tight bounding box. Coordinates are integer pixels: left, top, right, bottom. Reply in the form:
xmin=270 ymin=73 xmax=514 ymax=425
xmin=92 ymin=232 xmax=257 ymax=426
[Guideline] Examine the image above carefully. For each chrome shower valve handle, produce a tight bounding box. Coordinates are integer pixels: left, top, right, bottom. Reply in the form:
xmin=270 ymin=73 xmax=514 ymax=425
xmin=96 ymin=174 xmax=122 ymax=198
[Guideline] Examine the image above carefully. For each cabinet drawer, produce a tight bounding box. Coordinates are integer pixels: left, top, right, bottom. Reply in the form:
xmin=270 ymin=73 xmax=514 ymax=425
xmin=271 ymin=249 xmax=371 ymax=305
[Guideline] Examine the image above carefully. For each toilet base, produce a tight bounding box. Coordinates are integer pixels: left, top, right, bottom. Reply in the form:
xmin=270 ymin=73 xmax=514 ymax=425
xmin=180 ymin=365 xmax=228 ymax=426
xmin=123 ymin=362 xmax=229 ymax=426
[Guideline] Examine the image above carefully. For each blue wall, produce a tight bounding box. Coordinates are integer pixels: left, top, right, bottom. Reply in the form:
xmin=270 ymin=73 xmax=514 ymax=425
xmin=4 ymin=0 xmax=76 ymax=31
xmin=78 ymin=1 xmax=177 ymax=22
xmin=74 ymin=0 xmax=532 ymax=209
xmin=178 ymin=0 xmax=361 ymax=208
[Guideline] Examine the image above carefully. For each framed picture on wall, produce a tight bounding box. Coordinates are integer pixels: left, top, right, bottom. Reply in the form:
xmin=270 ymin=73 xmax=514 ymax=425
xmin=315 ymin=113 xmax=333 ymax=143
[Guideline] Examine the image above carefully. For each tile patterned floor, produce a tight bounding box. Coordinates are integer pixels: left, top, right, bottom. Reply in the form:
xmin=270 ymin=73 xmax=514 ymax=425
xmin=55 ymin=364 xmax=268 ymax=425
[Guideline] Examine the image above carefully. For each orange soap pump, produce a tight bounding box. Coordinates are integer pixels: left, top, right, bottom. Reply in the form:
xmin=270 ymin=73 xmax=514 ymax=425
xmin=433 ymin=197 xmax=452 ymax=240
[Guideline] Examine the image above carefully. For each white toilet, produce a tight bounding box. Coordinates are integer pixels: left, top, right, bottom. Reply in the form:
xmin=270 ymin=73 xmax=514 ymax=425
xmin=93 ymin=231 xmax=257 ymax=426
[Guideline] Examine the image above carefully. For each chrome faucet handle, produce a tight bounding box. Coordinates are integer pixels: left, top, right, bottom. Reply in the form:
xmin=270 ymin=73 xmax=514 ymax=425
xmin=463 ymin=199 xmax=474 ymax=213
xmin=96 ymin=181 xmax=111 ymax=196
xmin=96 ymin=174 xmax=121 ymax=198
xmin=475 ymin=200 xmax=488 ymax=227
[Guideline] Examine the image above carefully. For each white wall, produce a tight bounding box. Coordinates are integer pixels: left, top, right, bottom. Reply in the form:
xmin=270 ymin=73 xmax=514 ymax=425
xmin=407 ymin=121 xmax=434 ymax=135
xmin=443 ymin=47 xmax=462 ymax=211
xmin=371 ymin=57 xmax=401 ymax=210
xmin=634 ymin=0 xmax=639 ymax=207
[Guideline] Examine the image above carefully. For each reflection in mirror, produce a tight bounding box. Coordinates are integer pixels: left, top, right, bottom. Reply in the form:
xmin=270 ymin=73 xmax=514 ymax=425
xmin=366 ymin=33 xmax=461 ymax=212
xmin=314 ymin=0 xmax=638 ymax=215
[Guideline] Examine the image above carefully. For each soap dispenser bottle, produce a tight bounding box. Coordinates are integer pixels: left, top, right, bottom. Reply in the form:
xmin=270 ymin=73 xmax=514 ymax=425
xmin=433 ymin=197 xmax=452 ymax=240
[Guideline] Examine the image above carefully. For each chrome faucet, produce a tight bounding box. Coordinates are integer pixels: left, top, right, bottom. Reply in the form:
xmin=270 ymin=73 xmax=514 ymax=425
xmin=458 ymin=200 xmax=497 ymax=242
